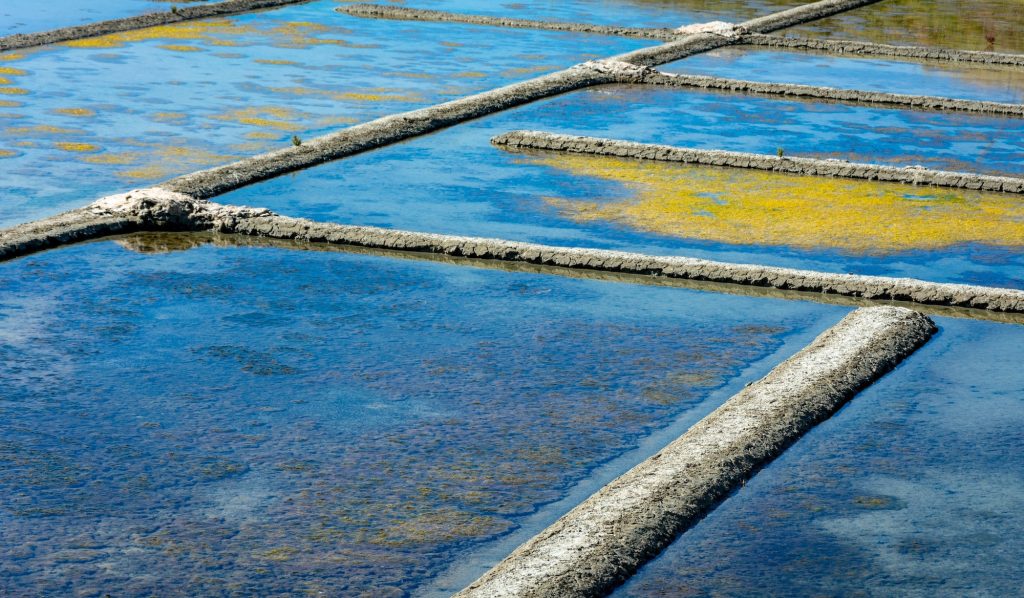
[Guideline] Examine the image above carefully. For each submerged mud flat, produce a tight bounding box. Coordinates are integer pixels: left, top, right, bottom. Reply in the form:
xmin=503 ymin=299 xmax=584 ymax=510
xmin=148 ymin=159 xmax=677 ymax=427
xmin=0 ymin=0 xmax=647 ymax=227
xmin=221 ymin=85 xmax=1024 ymax=289
xmin=784 ymin=0 xmax=1024 ymax=54
xmin=0 ymin=239 xmax=835 ymax=596
xmin=666 ymin=46 xmax=1024 ymax=103
xmin=615 ymin=317 xmax=1024 ymax=596
xmin=397 ymin=0 xmax=804 ymax=29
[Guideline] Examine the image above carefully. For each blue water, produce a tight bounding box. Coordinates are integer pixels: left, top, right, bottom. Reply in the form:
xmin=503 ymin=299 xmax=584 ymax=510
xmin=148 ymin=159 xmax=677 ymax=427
xmin=615 ymin=317 xmax=1024 ymax=597
xmin=0 ymin=0 xmax=181 ymax=35
xmin=0 ymin=238 xmax=837 ymax=596
xmin=220 ymin=85 xmax=1024 ymax=290
xmin=0 ymin=0 xmax=648 ymax=227
xmin=666 ymin=46 xmax=1024 ymax=103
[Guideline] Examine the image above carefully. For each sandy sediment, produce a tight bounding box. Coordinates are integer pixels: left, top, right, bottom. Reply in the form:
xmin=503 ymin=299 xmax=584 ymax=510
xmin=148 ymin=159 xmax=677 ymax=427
xmin=0 ymin=0 xmax=312 ymax=52
xmin=741 ymin=33 xmax=1024 ymax=67
xmin=492 ymin=130 xmax=1024 ymax=194
xmin=335 ymin=4 xmax=675 ymax=40
xmin=630 ymin=68 xmax=1024 ymax=117
xmin=455 ymin=306 xmax=936 ymax=598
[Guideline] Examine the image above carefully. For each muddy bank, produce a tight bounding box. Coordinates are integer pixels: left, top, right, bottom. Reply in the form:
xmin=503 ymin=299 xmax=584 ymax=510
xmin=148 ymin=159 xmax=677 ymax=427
xmin=493 ymin=131 xmax=1024 ymax=194
xmin=632 ymin=68 xmax=1024 ymax=117
xmin=336 ymin=4 xmax=674 ymax=40
xmin=741 ymin=33 xmax=1024 ymax=67
xmin=0 ymin=0 xmax=313 ymax=52
xmin=456 ymin=306 xmax=936 ymax=597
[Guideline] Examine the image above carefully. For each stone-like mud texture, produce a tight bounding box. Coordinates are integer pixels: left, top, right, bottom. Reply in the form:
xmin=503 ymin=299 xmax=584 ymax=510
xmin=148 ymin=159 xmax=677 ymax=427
xmin=456 ymin=306 xmax=937 ymax=598
xmin=0 ymin=0 xmax=311 ymax=51
xmin=493 ymin=130 xmax=1024 ymax=194
xmin=742 ymin=33 xmax=1024 ymax=66
xmin=632 ymin=68 xmax=1024 ymax=117
xmin=336 ymin=4 xmax=676 ymax=41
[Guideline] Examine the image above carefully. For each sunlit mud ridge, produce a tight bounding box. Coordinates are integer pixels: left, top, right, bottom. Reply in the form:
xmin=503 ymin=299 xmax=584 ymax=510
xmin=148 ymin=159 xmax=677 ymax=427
xmin=493 ymin=131 xmax=1024 ymax=194
xmin=626 ymin=66 xmax=1024 ymax=117
xmin=336 ymin=4 xmax=677 ymax=41
xmin=456 ymin=306 xmax=936 ymax=598
xmin=0 ymin=0 xmax=314 ymax=52
xmin=741 ymin=32 xmax=1024 ymax=67
xmin=5 ymin=189 xmax=1024 ymax=315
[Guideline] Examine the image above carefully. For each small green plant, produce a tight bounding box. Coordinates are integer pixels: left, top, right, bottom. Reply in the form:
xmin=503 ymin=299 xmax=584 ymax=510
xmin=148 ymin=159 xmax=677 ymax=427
xmin=292 ymin=135 xmax=302 ymax=147
xmin=171 ymin=5 xmax=179 ymax=14
xmin=776 ymin=147 xmax=785 ymax=158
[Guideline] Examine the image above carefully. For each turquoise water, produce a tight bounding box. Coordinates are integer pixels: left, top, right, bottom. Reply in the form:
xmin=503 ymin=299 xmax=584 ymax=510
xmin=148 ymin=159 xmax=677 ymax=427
xmin=0 ymin=238 xmax=838 ymax=596
xmin=0 ymin=0 xmax=647 ymax=227
xmin=615 ymin=317 xmax=1024 ymax=596
xmin=666 ymin=47 xmax=1024 ymax=103
xmin=220 ymin=85 xmax=1024 ymax=290
xmin=0 ymin=0 xmax=186 ymax=35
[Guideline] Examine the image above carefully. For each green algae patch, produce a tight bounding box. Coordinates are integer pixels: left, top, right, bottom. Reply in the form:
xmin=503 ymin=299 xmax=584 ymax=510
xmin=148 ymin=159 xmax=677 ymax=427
xmin=530 ymin=153 xmax=1024 ymax=254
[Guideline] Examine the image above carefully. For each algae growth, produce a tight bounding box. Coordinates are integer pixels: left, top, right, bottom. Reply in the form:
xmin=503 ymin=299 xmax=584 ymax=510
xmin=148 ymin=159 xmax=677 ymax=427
xmin=530 ymin=153 xmax=1024 ymax=254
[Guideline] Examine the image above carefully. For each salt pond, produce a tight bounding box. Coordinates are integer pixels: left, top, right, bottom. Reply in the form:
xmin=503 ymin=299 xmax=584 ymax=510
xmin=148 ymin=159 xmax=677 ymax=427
xmin=615 ymin=316 xmax=1024 ymax=597
xmin=0 ymin=238 xmax=840 ymax=596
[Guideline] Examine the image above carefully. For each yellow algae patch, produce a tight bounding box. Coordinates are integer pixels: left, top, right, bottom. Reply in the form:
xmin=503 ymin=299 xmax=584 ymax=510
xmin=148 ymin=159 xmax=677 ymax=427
xmin=501 ymin=65 xmax=560 ymax=77
xmin=152 ymin=112 xmax=188 ymax=122
xmin=116 ymin=146 xmax=236 ymax=181
xmin=0 ymin=78 xmax=10 ymax=85
xmin=440 ymin=41 xmax=463 ymax=48
xmin=530 ymin=154 xmax=1024 ymax=254
xmin=268 ymin=85 xmax=421 ymax=103
xmin=0 ymin=149 xmax=16 ymax=158
xmin=6 ymin=125 xmax=82 ymax=135
xmin=254 ymin=59 xmax=298 ymax=66
xmin=453 ymin=71 xmax=488 ymax=79
xmin=54 ymin=108 xmax=96 ymax=117
xmin=0 ymin=66 xmax=27 ymax=76
xmin=245 ymin=131 xmax=281 ymax=140
xmin=159 ymin=44 xmax=204 ymax=52
xmin=0 ymin=100 xmax=21 ymax=108
xmin=0 ymin=54 xmax=25 ymax=61
xmin=82 ymin=152 xmax=139 ymax=165
xmin=54 ymin=142 xmax=100 ymax=153
xmin=62 ymin=19 xmax=253 ymax=49
xmin=0 ymin=113 xmax=24 ymax=119
xmin=0 ymin=88 xmax=29 ymax=95
xmin=316 ymin=115 xmax=359 ymax=127
xmin=213 ymin=106 xmax=304 ymax=130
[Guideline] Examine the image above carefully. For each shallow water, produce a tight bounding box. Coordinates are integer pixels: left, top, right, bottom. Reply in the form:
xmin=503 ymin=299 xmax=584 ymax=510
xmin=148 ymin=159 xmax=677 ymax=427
xmin=615 ymin=317 xmax=1024 ymax=597
xmin=220 ymin=85 xmax=1024 ymax=289
xmin=666 ymin=46 xmax=1024 ymax=103
xmin=0 ymin=0 xmax=189 ymax=36
xmin=0 ymin=0 xmax=647 ymax=227
xmin=0 ymin=239 xmax=837 ymax=596
xmin=784 ymin=0 xmax=1024 ymax=55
